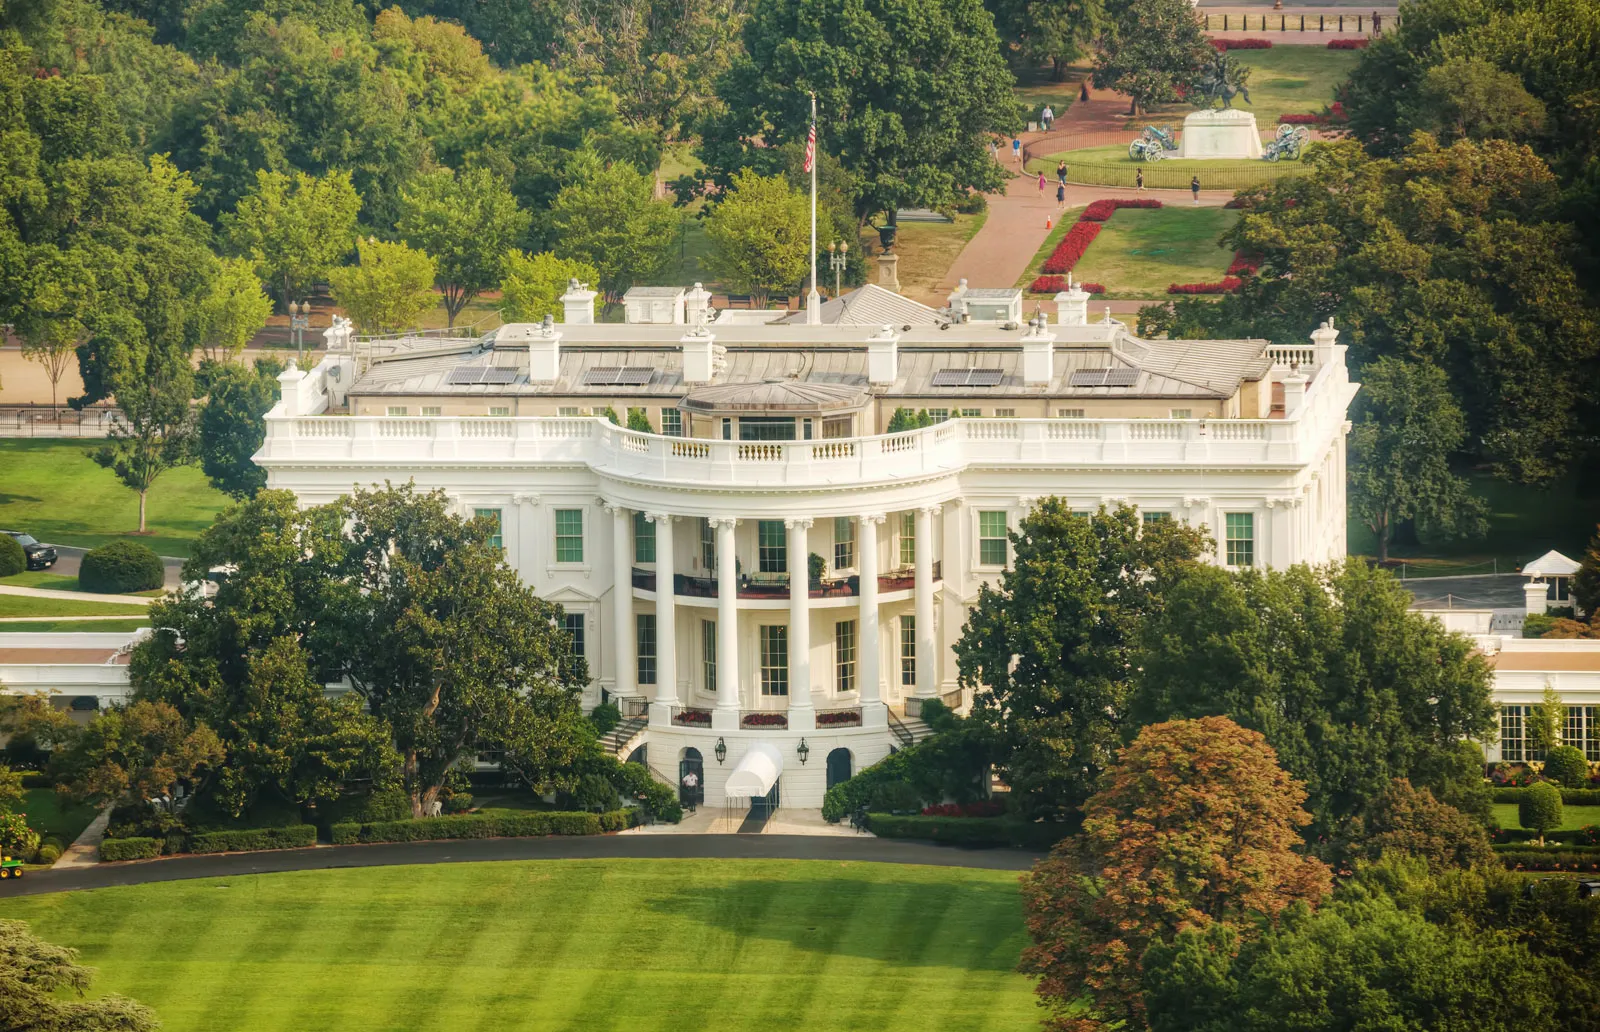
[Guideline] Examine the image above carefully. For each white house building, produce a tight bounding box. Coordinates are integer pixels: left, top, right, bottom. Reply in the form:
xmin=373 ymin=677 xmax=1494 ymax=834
xmin=252 ymin=280 xmax=1359 ymax=809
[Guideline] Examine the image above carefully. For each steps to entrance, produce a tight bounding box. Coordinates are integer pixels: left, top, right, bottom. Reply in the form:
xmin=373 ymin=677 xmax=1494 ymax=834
xmin=601 ymin=716 xmax=648 ymax=755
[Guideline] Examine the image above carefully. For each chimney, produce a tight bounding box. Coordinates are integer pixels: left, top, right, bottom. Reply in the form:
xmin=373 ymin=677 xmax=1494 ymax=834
xmin=684 ymin=282 xmax=713 ymax=327
xmin=1053 ymin=275 xmax=1090 ymax=326
xmin=1021 ymin=311 xmax=1056 ymax=386
xmin=276 ymin=360 xmax=306 ymax=416
xmin=867 ymin=323 xmax=899 ymax=385
xmin=1310 ymin=317 xmax=1340 ymax=372
xmin=561 ymin=279 xmax=598 ymax=325
xmin=1281 ymin=361 xmax=1309 ymax=416
xmin=946 ymin=278 xmax=969 ymax=321
xmin=682 ymin=326 xmax=723 ymax=385
xmin=527 ymin=315 xmax=561 ymax=382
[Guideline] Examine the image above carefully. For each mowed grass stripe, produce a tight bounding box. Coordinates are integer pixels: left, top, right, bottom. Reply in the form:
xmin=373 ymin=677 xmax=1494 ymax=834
xmin=0 ymin=860 xmax=1037 ymax=1032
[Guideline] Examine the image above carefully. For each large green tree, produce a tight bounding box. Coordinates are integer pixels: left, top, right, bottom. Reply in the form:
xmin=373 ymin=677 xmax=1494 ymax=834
xmin=955 ymin=500 xmax=1207 ymax=817
xmin=197 ymin=357 xmax=284 ymax=499
xmin=327 ymin=237 xmax=438 ymax=334
xmin=397 ymin=166 xmax=530 ymax=326
xmin=94 ymin=365 xmax=198 ymax=533
xmin=0 ymin=920 xmax=160 ymax=1031
xmin=989 ymin=0 xmax=1103 ymax=82
xmin=702 ymin=169 xmax=811 ymax=303
xmin=545 ymin=157 xmax=676 ymax=300
xmin=1348 ymin=356 xmax=1488 ymax=562
xmin=1092 ymin=0 xmax=1209 ymax=116
xmin=707 ymin=0 xmax=1017 ymax=224
xmin=498 ymin=250 xmax=601 ymax=323
xmin=221 ymin=168 xmax=362 ymax=307
xmin=193 ymin=256 xmax=272 ymax=363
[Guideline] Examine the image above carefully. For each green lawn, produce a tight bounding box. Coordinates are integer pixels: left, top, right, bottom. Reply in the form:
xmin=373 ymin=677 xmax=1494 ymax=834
xmin=1493 ymin=804 xmax=1600 ymax=833
xmin=889 ymin=213 xmax=988 ymax=299
xmin=0 ymin=595 xmax=151 ymax=619
xmin=0 ymin=440 xmax=230 ymax=558
xmin=20 ymin=788 xmax=98 ymax=845
xmin=1013 ymin=61 xmax=1085 ymax=123
xmin=1028 ymin=143 xmax=1307 ymax=192
xmin=1136 ymin=47 xmax=1360 ymax=130
xmin=0 ymin=617 xmax=150 ymax=633
xmin=0 ymin=860 xmax=1040 ymax=1032
xmin=1069 ymin=207 xmax=1241 ymax=298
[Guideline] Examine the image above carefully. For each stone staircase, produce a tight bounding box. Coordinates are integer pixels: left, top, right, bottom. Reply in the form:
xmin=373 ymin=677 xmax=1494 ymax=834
xmin=601 ymin=716 xmax=648 ymax=756
xmin=888 ymin=710 xmax=936 ymax=749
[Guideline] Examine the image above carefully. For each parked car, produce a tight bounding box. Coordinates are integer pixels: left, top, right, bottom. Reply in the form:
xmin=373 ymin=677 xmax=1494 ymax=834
xmin=2 ymin=531 xmax=57 ymax=571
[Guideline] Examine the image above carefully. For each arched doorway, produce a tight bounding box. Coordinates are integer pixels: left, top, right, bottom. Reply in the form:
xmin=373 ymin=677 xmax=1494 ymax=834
xmin=626 ymin=744 xmax=648 ymax=767
xmin=679 ymin=747 xmax=705 ymax=808
xmin=826 ymin=748 xmax=853 ymax=790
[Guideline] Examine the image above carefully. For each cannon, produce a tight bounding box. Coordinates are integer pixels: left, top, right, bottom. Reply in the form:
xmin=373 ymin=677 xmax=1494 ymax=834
xmin=1263 ymin=124 xmax=1309 ymax=162
xmin=1128 ymin=125 xmax=1178 ymax=162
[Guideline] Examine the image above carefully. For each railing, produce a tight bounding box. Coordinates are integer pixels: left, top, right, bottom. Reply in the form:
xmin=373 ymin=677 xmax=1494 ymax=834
xmin=1266 ymin=346 xmax=1316 ymax=369
xmin=816 ymin=707 xmax=863 ymax=728
xmin=940 ymin=687 xmax=966 ymax=712
xmin=670 ymin=706 xmax=713 ymax=728
xmin=878 ymin=561 xmax=942 ymax=593
xmin=618 ymin=697 xmax=649 ymax=719
xmin=887 ymin=711 xmax=914 ymax=750
xmin=740 ymin=711 xmax=789 ymax=730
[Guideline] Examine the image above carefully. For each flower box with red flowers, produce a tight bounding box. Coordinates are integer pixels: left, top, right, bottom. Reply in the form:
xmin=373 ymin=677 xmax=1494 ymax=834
xmin=1040 ymin=222 xmax=1101 ymax=274
xmin=741 ymin=712 xmax=788 ymax=729
xmin=672 ymin=708 xmax=713 ymax=727
xmin=1226 ymin=251 xmax=1263 ymax=277
xmin=816 ymin=709 xmax=862 ymax=727
xmin=1080 ymin=198 xmax=1162 ymax=222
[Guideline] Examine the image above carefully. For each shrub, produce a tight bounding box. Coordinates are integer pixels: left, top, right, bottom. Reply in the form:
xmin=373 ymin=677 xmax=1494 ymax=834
xmin=0 ymin=535 xmax=24 ymax=577
xmin=1167 ymin=277 xmax=1244 ymax=294
xmin=953 ymin=192 xmax=988 ymax=215
xmin=442 ymin=792 xmax=473 ymax=814
xmin=1279 ymin=113 xmax=1323 ymax=124
xmin=1328 ymin=38 xmax=1369 ymax=49
xmin=100 ymin=836 xmax=161 ymax=861
xmin=1541 ymin=745 xmax=1589 ymax=788
xmin=867 ymin=813 xmax=1069 ymax=849
xmin=1040 ymin=222 xmax=1101 ymax=274
xmin=868 ymin=780 xmax=924 ymax=812
xmin=315 ymin=788 xmax=411 ymax=826
xmin=79 ymin=540 xmax=164 ymax=593
xmin=1519 ymin=781 xmax=1564 ymax=841
xmin=1496 ymin=847 xmax=1600 ymax=872
xmin=1222 ymin=197 xmax=1251 ymax=210
xmin=1491 ymin=826 xmax=1595 ymax=845
xmin=34 ymin=843 xmax=61 ymax=864
xmin=1226 ymin=252 xmax=1263 ymax=276
xmin=921 ymin=801 xmax=1006 ymax=818
xmin=1491 ymin=786 xmax=1600 ymax=805
xmin=589 ymin=702 xmax=621 ymax=736
xmin=822 ymin=717 xmax=991 ymax=821
xmin=1212 ymin=37 xmax=1272 ymax=49
xmin=329 ymin=808 xmax=639 ymax=844
xmin=188 ymin=825 xmax=318 ymax=854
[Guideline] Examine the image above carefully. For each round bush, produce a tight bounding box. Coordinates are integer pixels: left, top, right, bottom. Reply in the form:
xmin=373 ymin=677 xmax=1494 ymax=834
xmin=79 ymin=540 xmax=164 ymax=593
xmin=0 ymin=535 xmax=24 ymax=577
xmin=589 ymin=702 xmax=621 ymax=736
xmin=1519 ymin=781 xmax=1564 ymax=838
xmin=1542 ymin=745 xmax=1589 ymax=788
xmin=34 ymin=843 xmax=61 ymax=865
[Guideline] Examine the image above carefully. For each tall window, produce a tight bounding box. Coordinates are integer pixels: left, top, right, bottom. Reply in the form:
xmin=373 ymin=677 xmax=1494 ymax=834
xmin=1224 ymin=513 xmax=1255 ymax=568
xmin=926 ymin=408 xmax=950 ymax=423
xmin=701 ymin=620 xmax=717 ymax=694
xmin=636 ymin=614 xmax=657 ymax=685
xmin=1501 ymin=705 xmax=1525 ymax=762
xmin=1587 ymin=707 xmax=1600 ymax=762
xmin=662 ymin=409 xmax=683 ymax=437
xmin=474 ymin=508 xmax=503 ymax=550
xmin=899 ymin=512 xmax=916 ymax=567
xmin=634 ymin=512 xmax=656 ymax=563
xmin=760 ymin=625 xmax=788 ymax=696
xmin=700 ymin=518 xmax=716 ymax=571
xmin=562 ymin=612 xmax=586 ymax=677
xmin=836 ymin=620 xmax=857 ymax=694
xmin=833 ymin=517 xmax=855 ymax=570
xmin=978 ymin=511 xmax=1008 ymax=566
xmin=900 ymin=615 xmax=916 ymax=686
xmin=554 ymin=509 xmax=584 ymax=563
xmin=758 ymin=520 xmax=787 ymax=573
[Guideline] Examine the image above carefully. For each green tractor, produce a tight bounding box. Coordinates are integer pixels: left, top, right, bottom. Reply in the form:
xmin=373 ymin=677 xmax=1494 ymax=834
xmin=0 ymin=855 xmax=24 ymax=879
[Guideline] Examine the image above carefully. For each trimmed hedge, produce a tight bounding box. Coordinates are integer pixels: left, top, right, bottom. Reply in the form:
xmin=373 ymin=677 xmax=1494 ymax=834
xmin=1495 ymin=847 xmax=1600 ymax=872
xmin=0 ymin=535 xmax=24 ymax=577
xmin=188 ymin=825 xmax=318 ymax=854
xmin=1328 ymin=38 xmax=1369 ymax=49
xmin=100 ymin=837 xmax=162 ymax=861
xmin=79 ymin=540 xmax=164 ymax=593
xmin=866 ymin=813 xmax=1070 ymax=850
xmin=1490 ymin=787 xmax=1600 ymax=806
xmin=330 ymin=808 xmax=639 ymax=845
xmin=1492 ymin=826 xmax=1600 ymax=845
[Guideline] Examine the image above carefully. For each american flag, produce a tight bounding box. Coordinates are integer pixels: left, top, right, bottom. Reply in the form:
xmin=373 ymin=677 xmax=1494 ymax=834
xmin=803 ymin=120 xmax=816 ymax=173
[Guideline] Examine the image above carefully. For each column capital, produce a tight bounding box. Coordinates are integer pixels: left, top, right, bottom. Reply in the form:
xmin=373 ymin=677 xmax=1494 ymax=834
xmin=783 ymin=517 xmax=814 ymax=530
xmin=1018 ymin=495 xmax=1039 ymax=509
xmin=856 ymin=512 xmax=887 ymax=525
xmin=1183 ymin=496 xmax=1211 ymax=509
xmin=512 ymin=492 xmax=540 ymax=506
xmin=644 ymin=511 xmax=676 ymax=524
xmin=707 ymin=516 xmax=740 ymax=530
xmin=598 ymin=499 xmax=629 ymax=515
xmin=917 ymin=504 xmax=942 ymax=517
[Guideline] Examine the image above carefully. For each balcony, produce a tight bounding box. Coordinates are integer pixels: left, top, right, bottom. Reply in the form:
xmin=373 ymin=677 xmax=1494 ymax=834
xmin=634 ymin=565 xmax=938 ymax=600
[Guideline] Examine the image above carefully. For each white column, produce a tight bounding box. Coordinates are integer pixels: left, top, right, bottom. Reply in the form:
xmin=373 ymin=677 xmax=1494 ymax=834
xmin=787 ymin=517 xmax=815 ymax=731
xmin=857 ymin=513 xmax=887 ymax=728
xmin=610 ymin=504 xmax=636 ymax=701
xmin=712 ymin=517 xmax=740 ymax=729
xmin=649 ymin=513 xmax=677 ymax=723
xmin=914 ymin=505 xmax=937 ymax=700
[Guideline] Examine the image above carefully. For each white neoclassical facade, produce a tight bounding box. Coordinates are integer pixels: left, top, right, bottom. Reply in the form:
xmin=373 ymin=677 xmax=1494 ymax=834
xmin=254 ymin=281 xmax=1359 ymax=808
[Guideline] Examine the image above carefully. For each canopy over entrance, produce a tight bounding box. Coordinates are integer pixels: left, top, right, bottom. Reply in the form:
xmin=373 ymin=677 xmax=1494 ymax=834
xmin=724 ymin=742 xmax=783 ymax=798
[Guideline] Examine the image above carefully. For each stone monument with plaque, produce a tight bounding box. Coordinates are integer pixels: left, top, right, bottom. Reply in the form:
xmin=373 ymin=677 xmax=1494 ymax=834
xmin=1178 ymin=50 xmax=1263 ymax=160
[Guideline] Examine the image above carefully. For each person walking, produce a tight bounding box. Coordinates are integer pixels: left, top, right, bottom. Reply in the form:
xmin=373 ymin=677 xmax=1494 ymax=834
xmin=1056 ymin=160 xmax=1067 ymax=186
xmin=1037 ymin=171 xmax=1046 ymax=194
xmin=1055 ymin=182 xmax=1066 ymax=208
xmin=1135 ymin=169 xmax=1144 ymax=191
xmin=1041 ymin=104 xmax=1054 ymax=131
xmin=1079 ymin=80 xmax=1090 ymax=102
xmin=1012 ymin=136 xmax=1022 ymax=166
xmin=1190 ymin=174 xmax=1201 ymax=205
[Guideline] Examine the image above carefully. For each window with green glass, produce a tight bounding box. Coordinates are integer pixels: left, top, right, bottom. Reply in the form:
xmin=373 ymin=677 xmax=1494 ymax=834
xmin=1142 ymin=511 xmax=1171 ymax=525
xmin=758 ymin=520 xmax=787 ymax=573
xmin=836 ymin=619 xmax=857 ymax=694
xmin=760 ymin=625 xmax=788 ymax=696
xmin=554 ymin=509 xmax=584 ymax=563
xmin=701 ymin=620 xmax=717 ymax=694
xmin=634 ymin=511 xmax=655 ymax=563
xmin=662 ymin=409 xmax=683 ymax=437
xmin=899 ymin=512 xmax=915 ymax=567
xmin=1224 ymin=512 xmax=1254 ymax=567
xmin=636 ymin=614 xmax=656 ymax=685
xmin=474 ymin=508 xmax=503 ymax=550
xmin=833 ymin=516 xmax=854 ymax=570
xmin=900 ymin=616 xmax=916 ymax=686
xmin=700 ymin=518 xmax=716 ymax=571
xmin=978 ymin=511 xmax=1008 ymax=566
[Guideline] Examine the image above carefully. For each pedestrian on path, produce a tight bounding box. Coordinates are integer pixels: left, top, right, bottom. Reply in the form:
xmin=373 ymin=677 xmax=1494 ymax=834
xmin=1190 ymin=175 xmax=1201 ymax=205
xmin=1056 ymin=161 xmax=1067 ymax=186
xmin=1041 ymin=104 xmax=1054 ymax=131
xmin=990 ymin=138 xmax=998 ymax=161
xmin=1135 ymin=169 xmax=1144 ymax=191
xmin=1080 ymin=81 xmax=1090 ymax=102
xmin=1037 ymin=171 xmax=1046 ymax=194
xmin=1012 ymin=137 xmax=1022 ymax=165
xmin=1055 ymin=183 xmax=1065 ymax=208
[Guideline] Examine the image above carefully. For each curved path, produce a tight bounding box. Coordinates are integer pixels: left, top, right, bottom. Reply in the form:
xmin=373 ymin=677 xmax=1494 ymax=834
xmin=3 ymin=835 xmax=1040 ymax=898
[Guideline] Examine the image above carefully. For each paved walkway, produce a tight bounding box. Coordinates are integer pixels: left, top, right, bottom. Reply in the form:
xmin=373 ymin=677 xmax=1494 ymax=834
xmin=3 ymin=835 xmax=1040 ymax=897
xmin=52 ymin=805 xmax=112 ymax=870
xmin=0 ymin=584 xmax=155 ymax=606
xmin=624 ymin=807 xmax=866 ymax=837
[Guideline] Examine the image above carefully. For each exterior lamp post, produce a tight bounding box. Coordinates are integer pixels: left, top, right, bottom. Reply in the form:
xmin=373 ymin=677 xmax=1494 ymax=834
xmin=288 ymin=301 xmax=311 ymax=365
xmin=826 ymin=241 xmax=849 ymax=298
xmin=797 ymin=738 xmax=810 ymax=765
xmin=715 ymin=737 xmax=727 ymax=765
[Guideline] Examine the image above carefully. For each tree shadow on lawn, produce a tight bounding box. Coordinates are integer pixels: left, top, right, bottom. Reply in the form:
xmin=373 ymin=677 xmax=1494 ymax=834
xmin=638 ymin=875 xmax=1028 ymax=972
xmin=0 ymin=492 xmax=44 ymax=507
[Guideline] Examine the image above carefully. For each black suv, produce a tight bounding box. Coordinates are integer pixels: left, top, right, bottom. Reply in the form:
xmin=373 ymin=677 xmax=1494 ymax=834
xmin=3 ymin=531 xmax=57 ymax=571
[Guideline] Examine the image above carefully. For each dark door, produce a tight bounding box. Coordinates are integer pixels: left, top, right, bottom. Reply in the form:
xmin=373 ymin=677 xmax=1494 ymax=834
xmin=679 ymin=748 xmax=705 ymax=806
xmin=826 ymin=748 xmax=852 ymax=790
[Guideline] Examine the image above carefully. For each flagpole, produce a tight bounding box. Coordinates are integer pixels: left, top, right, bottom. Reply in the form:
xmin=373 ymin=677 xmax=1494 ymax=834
xmin=806 ymin=91 xmax=821 ymax=325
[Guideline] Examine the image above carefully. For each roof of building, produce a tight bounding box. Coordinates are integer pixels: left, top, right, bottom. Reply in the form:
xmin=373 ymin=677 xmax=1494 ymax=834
xmin=1523 ymin=550 xmax=1580 ymax=577
xmin=776 ymin=284 xmax=943 ymax=327
xmin=0 ymin=647 xmax=128 ymax=665
xmin=680 ymin=379 xmax=869 ymax=415
xmin=623 ymin=286 xmax=686 ymax=299
xmin=1484 ymin=649 xmax=1600 ymax=672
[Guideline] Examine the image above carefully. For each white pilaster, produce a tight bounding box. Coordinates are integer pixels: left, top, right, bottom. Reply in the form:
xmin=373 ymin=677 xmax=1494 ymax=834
xmin=914 ymin=505 xmax=937 ymax=699
xmin=609 ymin=504 xmax=636 ymax=701
xmin=787 ymin=517 xmax=815 ymax=730
xmin=857 ymin=513 xmax=887 ymax=727
xmin=712 ymin=517 xmax=740 ymax=729
xmin=648 ymin=513 xmax=677 ymax=723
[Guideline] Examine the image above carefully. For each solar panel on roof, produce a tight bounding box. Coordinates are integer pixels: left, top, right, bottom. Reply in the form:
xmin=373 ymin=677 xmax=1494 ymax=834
xmin=930 ymin=369 xmax=967 ymax=387
xmin=582 ymin=367 xmax=622 ymax=386
xmin=480 ymin=368 xmax=518 ymax=384
xmin=1103 ymin=368 xmax=1139 ymax=386
xmin=448 ymin=367 xmax=486 ymax=385
xmin=1069 ymin=369 xmax=1107 ymax=387
xmin=613 ymin=367 xmax=654 ymax=385
xmin=966 ymin=368 xmax=1003 ymax=386
xmin=932 ymin=367 xmax=1005 ymax=387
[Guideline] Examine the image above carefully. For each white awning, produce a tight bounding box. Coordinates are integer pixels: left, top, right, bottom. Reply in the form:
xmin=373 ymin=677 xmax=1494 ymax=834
xmin=724 ymin=741 xmax=783 ymax=798
xmin=1524 ymin=550 xmax=1580 ymax=577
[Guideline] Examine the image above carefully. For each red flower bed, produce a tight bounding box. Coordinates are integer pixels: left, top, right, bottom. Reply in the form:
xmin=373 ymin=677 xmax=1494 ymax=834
xmin=1222 ymin=196 xmax=1251 ymax=210
xmin=741 ymin=712 xmax=788 ymax=728
xmin=816 ymin=710 xmax=862 ymax=727
xmin=1227 ymin=251 xmax=1263 ymax=276
xmin=672 ymin=708 xmax=712 ymax=727
xmin=1329 ymin=101 xmax=1348 ymax=122
xmin=1212 ymin=37 xmax=1272 ymax=49
xmin=1041 ymin=221 xmax=1101 ymax=274
xmin=1080 ymin=197 xmax=1163 ymax=222
xmin=1327 ymin=38 xmax=1369 ymax=49
xmin=921 ymin=801 xmax=1007 ymax=818
xmin=1168 ymin=277 xmax=1244 ymax=294
xmin=1030 ymin=276 xmax=1105 ymax=294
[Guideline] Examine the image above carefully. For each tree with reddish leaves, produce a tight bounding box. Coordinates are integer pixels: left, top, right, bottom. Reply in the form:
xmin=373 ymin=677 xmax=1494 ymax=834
xmin=1019 ymin=716 xmax=1331 ymax=1032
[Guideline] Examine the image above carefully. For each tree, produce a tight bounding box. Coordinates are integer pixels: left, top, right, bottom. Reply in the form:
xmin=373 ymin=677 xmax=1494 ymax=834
xmin=1411 ymin=57 xmax=1547 ymax=145
xmin=194 ymin=256 xmax=272 ymax=363
xmin=13 ymin=246 xmax=96 ymax=417
xmin=1092 ymin=0 xmax=1209 ymax=116
xmin=1528 ymin=682 xmax=1566 ymax=760
xmin=625 ymin=407 xmax=653 ymax=433
xmin=545 ymin=158 xmax=676 ymax=300
xmin=989 ymin=0 xmax=1104 ymax=82
xmin=1020 ymin=717 xmax=1331 ymax=1032
xmin=94 ymin=368 xmax=197 ymax=533
xmin=198 ymin=357 xmax=284 ymax=499
xmin=498 ymin=250 xmax=600 ymax=323
xmin=397 ymin=167 xmax=531 ymax=326
xmin=1343 ymin=778 xmax=1495 ymax=873
xmin=222 ymin=169 xmax=362 ymax=307
xmin=1574 ymin=523 xmax=1600 ymax=616
xmin=327 ymin=237 xmax=439 ymax=335
xmin=1131 ymin=560 xmax=1500 ymax=849
xmin=886 ymin=407 xmax=935 ymax=433
xmin=710 ymin=0 xmax=1017 ymax=223
xmin=55 ymin=700 xmax=224 ymax=809
xmin=956 ymin=500 xmax=1207 ymax=817
xmin=0 ymin=920 xmax=159 ymax=1031
xmin=1348 ymin=356 xmax=1488 ymax=562
xmin=1518 ymin=781 xmax=1563 ymax=846
xmin=702 ymin=169 xmax=810 ymax=304
xmin=1542 ymin=744 xmax=1588 ymax=789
